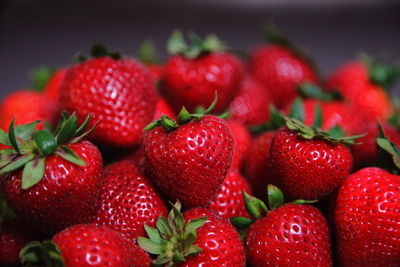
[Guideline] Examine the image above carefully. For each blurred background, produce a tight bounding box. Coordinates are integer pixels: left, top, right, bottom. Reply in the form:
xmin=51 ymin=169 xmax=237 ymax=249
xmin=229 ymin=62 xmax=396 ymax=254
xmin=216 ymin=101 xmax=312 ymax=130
xmin=1 ymin=0 xmax=399 ymax=96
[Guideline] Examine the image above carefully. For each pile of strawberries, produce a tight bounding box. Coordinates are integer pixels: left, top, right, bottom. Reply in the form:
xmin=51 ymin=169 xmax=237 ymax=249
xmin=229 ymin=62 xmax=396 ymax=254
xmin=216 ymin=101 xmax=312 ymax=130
xmin=0 ymin=25 xmax=399 ymax=267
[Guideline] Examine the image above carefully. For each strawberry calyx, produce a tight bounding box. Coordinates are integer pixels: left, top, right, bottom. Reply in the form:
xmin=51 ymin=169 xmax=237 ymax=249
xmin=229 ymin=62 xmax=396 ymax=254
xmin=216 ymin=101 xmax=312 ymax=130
xmin=362 ymin=55 xmax=400 ymax=90
xmin=376 ymin=122 xmax=400 ymax=173
xmin=76 ymin=43 xmax=122 ymax=62
xmin=31 ymin=67 xmax=56 ymax=91
xmin=138 ymin=201 xmax=207 ymax=266
xmin=284 ymin=116 xmax=364 ymax=145
xmin=167 ymin=30 xmax=227 ymax=59
xmin=20 ymin=240 xmax=65 ymax=267
xmin=145 ymin=93 xmax=218 ymax=132
xmin=0 ymin=111 xmax=97 ymax=190
xmin=297 ymin=82 xmax=343 ymax=101
xmin=138 ymin=39 xmax=161 ymax=65
xmin=231 ymin=185 xmax=316 ymax=231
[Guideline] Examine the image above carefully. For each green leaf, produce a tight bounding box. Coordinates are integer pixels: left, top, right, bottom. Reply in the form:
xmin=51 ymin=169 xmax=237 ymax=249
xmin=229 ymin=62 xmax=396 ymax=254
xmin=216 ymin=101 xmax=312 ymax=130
xmin=144 ymin=224 xmax=162 ymax=243
xmin=160 ymin=116 xmax=178 ymax=132
xmin=173 ymin=252 xmax=186 ymax=263
xmin=21 ymin=157 xmax=45 ymax=190
xmin=156 ymin=216 xmax=172 ymax=237
xmin=177 ymin=107 xmax=192 ymax=125
xmin=170 ymin=201 xmax=184 ymax=232
xmin=144 ymin=119 xmax=162 ymax=131
xmin=15 ymin=121 xmax=40 ymax=142
xmin=74 ymin=115 xmax=91 ymax=136
xmin=377 ymin=137 xmax=400 ymax=169
xmin=202 ymin=34 xmax=227 ymax=52
xmin=313 ymin=104 xmax=323 ymax=128
xmin=56 ymin=114 xmax=78 ymax=145
xmin=185 ymin=245 xmax=202 ymax=257
xmin=31 ymin=67 xmax=55 ymax=91
xmin=0 ymin=154 xmax=35 ymax=175
xmin=35 ymin=130 xmax=57 ymax=156
xmin=183 ymin=230 xmax=197 ymax=248
xmin=137 ymin=237 xmax=164 ymax=254
xmin=185 ymin=217 xmax=207 ymax=232
xmin=138 ymin=39 xmax=160 ymax=65
xmin=290 ymin=199 xmax=318 ymax=205
xmin=20 ymin=240 xmax=65 ymax=267
xmin=289 ymin=98 xmax=305 ymax=122
xmin=243 ymin=190 xmax=268 ymax=219
xmin=297 ymin=82 xmax=334 ymax=101
xmin=326 ymin=125 xmax=345 ymax=138
xmin=230 ymin=217 xmax=254 ymax=230
xmin=70 ymin=120 xmax=98 ymax=144
xmin=0 ymin=129 xmax=11 ymax=146
xmin=203 ymin=92 xmax=218 ymax=115
xmin=55 ymin=145 xmax=86 ymax=167
xmin=167 ymin=30 xmax=188 ymax=55
xmin=8 ymin=119 xmax=20 ymax=154
xmin=0 ymin=149 xmax=17 ymax=168
xmin=267 ymin=185 xmax=284 ymax=210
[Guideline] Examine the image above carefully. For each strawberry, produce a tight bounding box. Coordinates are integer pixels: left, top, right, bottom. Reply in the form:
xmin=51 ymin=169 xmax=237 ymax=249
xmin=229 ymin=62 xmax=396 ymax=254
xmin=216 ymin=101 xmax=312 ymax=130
xmin=227 ymin=120 xmax=251 ymax=171
xmin=269 ymin=117 xmax=359 ymax=200
xmin=60 ymin=44 xmax=157 ymax=147
xmin=1 ymin=113 xmax=103 ymax=234
xmin=208 ymin=170 xmax=252 ymax=219
xmin=138 ymin=202 xmax=245 ymax=266
xmin=326 ymin=60 xmax=398 ymax=122
xmin=335 ymin=167 xmax=400 ymax=267
xmin=43 ymin=68 xmax=67 ymax=101
xmin=229 ymin=75 xmax=272 ymax=126
xmin=137 ymin=39 xmax=165 ymax=84
xmin=143 ymin=100 xmax=234 ymax=208
xmin=0 ymin=90 xmax=60 ymax=130
xmin=20 ymin=224 xmax=151 ymax=267
xmin=162 ymin=31 xmax=244 ymax=113
xmin=232 ymin=185 xmax=332 ymax=267
xmin=249 ymin=25 xmax=318 ymax=108
xmin=351 ymin=122 xmax=400 ymax=168
xmin=92 ymin=160 xmax=168 ymax=242
xmin=153 ymin=97 xmax=176 ymax=120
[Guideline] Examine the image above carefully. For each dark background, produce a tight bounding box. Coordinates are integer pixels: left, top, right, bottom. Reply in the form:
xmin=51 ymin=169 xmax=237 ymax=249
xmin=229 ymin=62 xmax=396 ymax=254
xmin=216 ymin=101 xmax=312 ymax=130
xmin=1 ymin=0 xmax=400 ymax=97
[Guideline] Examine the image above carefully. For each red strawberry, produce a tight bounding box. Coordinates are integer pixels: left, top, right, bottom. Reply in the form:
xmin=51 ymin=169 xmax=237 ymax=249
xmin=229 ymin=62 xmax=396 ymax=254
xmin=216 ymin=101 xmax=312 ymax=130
xmin=326 ymin=61 xmax=395 ymax=122
xmin=335 ymin=167 xmax=400 ymax=267
xmin=0 ymin=90 xmax=59 ymax=130
xmin=162 ymin=31 xmax=244 ymax=113
xmin=351 ymin=122 xmax=400 ymax=168
xmin=43 ymin=68 xmax=67 ymax=101
xmin=208 ymin=170 xmax=252 ymax=219
xmin=144 ymin=103 xmax=234 ymax=208
xmin=244 ymin=131 xmax=275 ymax=198
xmin=137 ymin=39 xmax=165 ymax=84
xmin=227 ymin=120 xmax=251 ymax=170
xmin=249 ymin=25 xmax=318 ymax=108
xmin=92 ymin=160 xmax=168 ymax=242
xmin=229 ymin=76 xmax=272 ymax=126
xmin=138 ymin=202 xmax=245 ymax=266
xmin=60 ymin=44 xmax=157 ymax=147
xmin=153 ymin=97 xmax=176 ymax=120
xmin=1 ymin=113 xmax=103 ymax=234
xmin=232 ymin=185 xmax=332 ymax=267
xmin=269 ymin=117 xmax=357 ymax=200
xmin=20 ymin=224 xmax=151 ymax=267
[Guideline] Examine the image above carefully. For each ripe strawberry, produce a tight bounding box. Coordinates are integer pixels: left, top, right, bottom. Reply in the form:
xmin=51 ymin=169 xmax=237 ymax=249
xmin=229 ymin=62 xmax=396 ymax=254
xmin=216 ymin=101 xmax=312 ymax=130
xmin=232 ymin=185 xmax=332 ymax=267
xmin=335 ymin=167 xmax=400 ymax=267
xmin=137 ymin=39 xmax=165 ymax=84
xmin=227 ymin=120 xmax=251 ymax=170
xmin=43 ymin=68 xmax=67 ymax=101
xmin=269 ymin=117 xmax=358 ymax=200
xmin=229 ymin=76 xmax=272 ymax=126
xmin=162 ymin=31 xmax=244 ymax=113
xmin=249 ymin=25 xmax=318 ymax=108
xmin=208 ymin=170 xmax=252 ymax=219
xmin=92 ymin=160 xmax=168 ymax=242
xmin=144 ymin=101 xmax=234 ymax=208
xmin=351 ymin=122 xmax=400 ymax=168
xmin=1 ymin=113 xmax=103 ymax=234
xmin=20 ymin=224 xmax=151 ymax=267
xmin=244 ymin=131 xmax=275 ymax=198
xmin=153 ymin=97 xmax=176 ymax=120
xmin=60 ymin=44 xmax=157 ymax=147
xmin=138 ymin=202 xmax=245 ymax=266
xmin=0 ymin=90 xmax=59 ymax=130
xmin=326 ymin=60 xmax=397 ymax=122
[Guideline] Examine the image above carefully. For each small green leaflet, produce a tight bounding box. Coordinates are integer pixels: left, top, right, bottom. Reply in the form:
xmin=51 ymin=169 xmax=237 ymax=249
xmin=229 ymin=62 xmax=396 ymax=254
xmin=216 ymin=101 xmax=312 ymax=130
xmin=22 ymin=157 xmax=45 ymax=190
xmin=55 ymin=145 xmax=86 ymax=167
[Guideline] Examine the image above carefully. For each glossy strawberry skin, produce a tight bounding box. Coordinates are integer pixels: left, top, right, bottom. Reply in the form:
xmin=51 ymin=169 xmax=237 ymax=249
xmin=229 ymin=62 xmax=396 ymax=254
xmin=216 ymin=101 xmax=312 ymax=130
xmin=245 ymin=204 xmax=332 ymax=267
xmin=43 ymin=68 xmax=67 ymax=101
xmin=351 ymin=123 xmax=400 ymax=168
xmin=162 ymin=52 xmax=244 ymax=113
xmin=269 ymin=128 xmax=353 ymax=200
xmin=60 ymin=57 xmax=157 ymax=147
xmin=144 ymin=115 xmax=234 ymax=208
xmin=208 ymin=170 xmax=252 ymax=219
xmin=326 ymin=61 xmax=393 ymax=122
xmin=335 ymin=167 xmax=400 ymax=267
xmin=0 ymin=219 xmax=36 ymax=266
xmin=92 ymin=160 xmax=168 ymax=242
xmin=53 ymin=224 xmax=151 ymax=267
xmin=0 ymin=90 xmax=60 ymax=130
xmin=250 ymin=45 xmax=317 ymax=108
xmin=182 ymin=208 xmax=245 ymax=266
xmin=227 ymin=121 xmax=251 ymax=171
xmin=2 ymin=141 xmax=103 ymax=234
xmin=229 ymin=76 xmax=272 ymax=126
xmin=244 ymin=131 xmax=275 ymax=199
